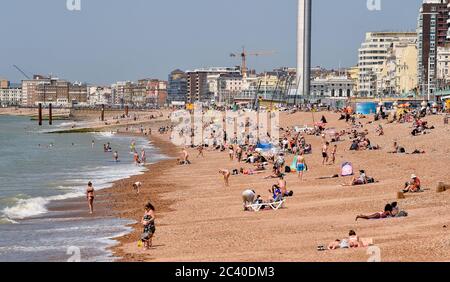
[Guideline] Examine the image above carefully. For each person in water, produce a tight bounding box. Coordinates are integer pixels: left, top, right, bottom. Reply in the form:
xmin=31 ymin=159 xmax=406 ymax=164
xmin=113 ymin=151 xmax=119 ymax=162
xmin=86 ymin=182 xmax=95 ymax=214
xmin=141 ymin=148 xmax=146 ymax=165
xmin=134 ymin=152 xmax=141 ymax=166
xmin=141 ymin=202 xmax=156 ymax=250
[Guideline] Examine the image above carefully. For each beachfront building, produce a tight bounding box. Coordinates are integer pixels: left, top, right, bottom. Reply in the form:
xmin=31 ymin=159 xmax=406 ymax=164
xmin=0 ymin=84 xmax=23 ymax=106
xmin=186 ymin=67 xmax=241 ymax=104
xmin=376 ymin=42 xmax=418 ymax=96
xmin=347 ymin=66 xmax=360 ymax=96
xmin=111 ymin=81 xmax=135 ymax=106
xmin=217 ymin=73 xmax=245 ymax=105
xmin=358 ymin=32 xmax=417 ymax=97
xmin=136 ymin=79 xmax=168 ymax=107
xmin=310 ymin=76 xmax=355 ymax=99
xmin=34 ymin=79 xmax=88 ymax=107
xmin=436 ymin=44 xmax=450 ymax=88
xmin=167 ymin=69 xmax=188 ymax=106
xmin=21 ymin=75 xmax=51 ymax=107
xmin=88 ymin=86 xmax=112 ymax=106
xmin=417 ymin=0 xmax=450 ymax=97
xmin=0 ymin=79 xmax=9 ymax=89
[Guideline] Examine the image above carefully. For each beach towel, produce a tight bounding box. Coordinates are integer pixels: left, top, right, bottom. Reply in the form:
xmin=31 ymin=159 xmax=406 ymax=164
xmin=341 ymin=162 xmax=353 ymax=177
xmin=290 ymin=155 xmax=298 ymax=172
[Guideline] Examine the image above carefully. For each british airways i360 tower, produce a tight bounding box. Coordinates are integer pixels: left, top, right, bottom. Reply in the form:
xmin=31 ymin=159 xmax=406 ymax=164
xmin=297 ymin=0 xmax=312 ymax=99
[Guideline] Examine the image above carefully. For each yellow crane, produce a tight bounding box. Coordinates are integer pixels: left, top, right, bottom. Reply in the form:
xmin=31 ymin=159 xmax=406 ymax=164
xmin=230 ymin=47 xmax=275 ymax=79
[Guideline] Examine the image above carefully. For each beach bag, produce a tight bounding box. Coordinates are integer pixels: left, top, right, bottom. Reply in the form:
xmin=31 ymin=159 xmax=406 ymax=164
xmin=285 ymin=166 xmax=291 ymax=173
xmin=341 ymin=162 xmax=353 ymax=177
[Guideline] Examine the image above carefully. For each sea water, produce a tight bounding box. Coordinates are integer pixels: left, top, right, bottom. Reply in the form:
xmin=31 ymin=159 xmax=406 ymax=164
xmin=0 ymin=115 xmax=165 ymax=261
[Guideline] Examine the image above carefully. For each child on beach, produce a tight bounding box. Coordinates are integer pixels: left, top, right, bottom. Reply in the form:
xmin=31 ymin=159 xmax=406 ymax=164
xmin=141 ymin=202 xmax=156 ymax=250
xmin=329 ymin=145 xmax=337 ymax=165
xmin=86 ymin=182 xmax=95 ymax=214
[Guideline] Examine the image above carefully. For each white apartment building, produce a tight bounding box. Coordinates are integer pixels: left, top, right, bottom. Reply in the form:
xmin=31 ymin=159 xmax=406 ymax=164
xmin=310 ymin=76 xmax=355 ymax=99
xmin=88 ymin=86 xmax=112 ymax=106
xmin=436 ymin=45 xmax=450 ymax=88
xmin=0 ymin=87 xmax=23 ymax=106
xmin=217 ymin=74 xmax=245 ymax=105
xmin=358 ymin=32 xmax=417 ymax=97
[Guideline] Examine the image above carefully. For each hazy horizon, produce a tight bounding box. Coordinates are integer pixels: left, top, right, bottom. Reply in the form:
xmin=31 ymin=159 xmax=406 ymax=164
xmin=0 ymin=0 xmax=422 ymax=85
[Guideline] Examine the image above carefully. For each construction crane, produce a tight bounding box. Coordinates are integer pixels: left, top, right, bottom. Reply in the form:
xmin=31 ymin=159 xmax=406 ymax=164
xmin=12 ymin=65 xmax=31 ymax=80
xmin=230 ymin=47 xmax=275 ymax=79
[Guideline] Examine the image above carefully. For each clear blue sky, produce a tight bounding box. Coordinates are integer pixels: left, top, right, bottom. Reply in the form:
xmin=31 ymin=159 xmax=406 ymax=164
xmin=0 ymin=0 xmax=422 ymax=85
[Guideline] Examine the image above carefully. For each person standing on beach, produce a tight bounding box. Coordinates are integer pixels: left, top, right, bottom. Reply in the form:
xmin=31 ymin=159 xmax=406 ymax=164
xmin=141 ymin=202 xmax=156 ymax=250
xmin=329 ymin=144 xmax=337 ymax=165
xmin=197 ymin=145 xmax=204 ymax=158
xmin=86 ymin=182 xmax=95 ymax=214
xmin=296 ymin=152 xmax=307 ymax=181
xmin=236 ymin=146 xmax=243 ymax=163
xmin=322 ymin=142 xmax=329 ymax=165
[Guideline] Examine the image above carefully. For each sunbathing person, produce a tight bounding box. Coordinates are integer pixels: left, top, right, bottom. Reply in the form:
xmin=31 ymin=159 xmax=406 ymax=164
xmin=326 ymin=230 xmax=361 ymax=250
xmin=240 ymin=167 xmax=265 ymax=175
xmin=389 ymin=141 xmax=406 ymax=154
xmin=343 ymin=170 xmax=373 ymax=186
xmin=355 ymin=204 xmax=393 ymax=221
xmin=403 ymin=174 xmax=422 ymax=193
xmin=390 ymin=202 xmax=409 ymax=217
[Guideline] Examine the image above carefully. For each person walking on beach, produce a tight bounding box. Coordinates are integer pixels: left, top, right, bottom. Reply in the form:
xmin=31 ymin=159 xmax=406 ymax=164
xmin=236 ymin=145 xmax=243 ymax=163
xmin=197 ymin=145 xmax=204 ymax=158
xmin=141 ymin=202 xmax=156 ymax=250
xmin=86 ymin=182 xmax=95 ymax=214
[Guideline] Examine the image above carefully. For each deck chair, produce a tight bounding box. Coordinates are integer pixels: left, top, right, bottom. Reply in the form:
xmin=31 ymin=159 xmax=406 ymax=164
xmin=246 ymin=203 xmax=264 ymax=212
xmin=269 ymin=199 xmax=286 ymax=210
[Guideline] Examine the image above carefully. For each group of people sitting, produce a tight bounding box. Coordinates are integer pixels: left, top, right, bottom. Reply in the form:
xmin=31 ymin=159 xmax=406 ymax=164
xmin=411 ymin=118 xmax=435 ymax=136
xmin=241 ymin=176 xmax=293 ymax=211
